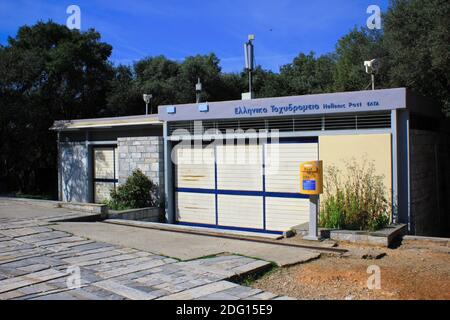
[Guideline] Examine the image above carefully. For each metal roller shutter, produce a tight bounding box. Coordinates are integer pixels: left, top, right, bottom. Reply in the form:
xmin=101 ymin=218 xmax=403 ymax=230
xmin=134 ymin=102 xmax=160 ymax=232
xmin=174 ymin=138 xmax=318 ymax=233
xmin=264 ymin=143 xmax=318 ymax=231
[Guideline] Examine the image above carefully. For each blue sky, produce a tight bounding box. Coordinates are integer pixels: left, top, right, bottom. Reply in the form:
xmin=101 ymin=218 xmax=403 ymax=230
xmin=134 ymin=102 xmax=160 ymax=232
xmin=0 ymin=0 xmax=389 ymax=72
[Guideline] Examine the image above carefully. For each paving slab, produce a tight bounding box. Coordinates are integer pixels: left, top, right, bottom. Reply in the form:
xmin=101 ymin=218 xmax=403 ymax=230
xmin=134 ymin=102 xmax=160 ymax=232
xmin=93 ymin=279 xmax=157 ymax=300
xmin=53 ymin=222 xmax=320 ymax=266
xmin=158 ymin=280 xmax=239 ymax=300
xmin=0 ymin=199 xmax=294 ymax=300
xmin=0 ymin=268 xmax=67 ymax=294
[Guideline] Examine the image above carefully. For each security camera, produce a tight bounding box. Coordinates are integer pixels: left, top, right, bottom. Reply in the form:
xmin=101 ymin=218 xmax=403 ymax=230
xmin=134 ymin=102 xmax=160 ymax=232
xmin=143 ymin=94 xmax=152 ymax=104
xmin=364 ymin=59 xmax=380 ymax=74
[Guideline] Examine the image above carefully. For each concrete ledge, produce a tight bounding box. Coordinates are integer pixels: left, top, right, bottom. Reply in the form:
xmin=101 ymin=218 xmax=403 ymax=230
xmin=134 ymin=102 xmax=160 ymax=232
xmin=0 ymin=197 xmax=108 ymax=217
xmin=402 ymin=235 xmax=450 ymax=245
xmin=330 ymin=224 xmax=407 ymax=247
xmin=104 ymin=220 xmax=284 ymax=240
xmin=107 ymin=207 xmax=163 ymax=222
xmin=56 ymin=201 xmax=108 ymax=216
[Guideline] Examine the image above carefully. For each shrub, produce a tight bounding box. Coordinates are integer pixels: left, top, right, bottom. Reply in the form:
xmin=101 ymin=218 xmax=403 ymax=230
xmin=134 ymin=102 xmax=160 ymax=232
xmin=108 ymin=169 xmax=158 ymax=210
xmin=319 ymin=158 xmax=391 ymax=231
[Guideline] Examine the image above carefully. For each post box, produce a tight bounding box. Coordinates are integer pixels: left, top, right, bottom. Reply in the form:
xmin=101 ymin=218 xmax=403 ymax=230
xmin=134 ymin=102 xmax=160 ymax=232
xmin=300 ymin=161 xmax=323 ymax=195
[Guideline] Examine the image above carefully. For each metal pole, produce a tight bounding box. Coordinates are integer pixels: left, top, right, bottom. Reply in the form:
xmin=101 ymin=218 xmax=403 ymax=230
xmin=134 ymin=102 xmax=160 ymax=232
xmin=371 ymin=73 xmax=375 ymax=90
xmin=248 ymin=71 xmax=252 ymax=94
xmin=304 ymin=195 xmax=319 ymax=240
xmin=145 ymin=103 xmax=148 ymax=115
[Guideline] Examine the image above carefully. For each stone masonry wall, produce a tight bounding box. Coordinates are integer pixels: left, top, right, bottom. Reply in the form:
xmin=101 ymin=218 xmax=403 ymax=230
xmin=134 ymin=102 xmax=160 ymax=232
xmin=409 ymin=129 xmax=450 ymax=237
xmin=117 ymin=137 xmax=164 ymax=206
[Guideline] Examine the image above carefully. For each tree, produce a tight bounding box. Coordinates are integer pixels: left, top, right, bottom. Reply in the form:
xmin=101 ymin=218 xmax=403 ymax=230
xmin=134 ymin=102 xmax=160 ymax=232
xmin=384 ymin=0 xmax=450 ymax=115
xmin=0 ymin=21 xmax=113 ymax=193
xmin=333 ymin=28 xmax=388 ymax=92
xmin=134 ymin=55 xmax=180 ymax=113
xmin=106 ymin=65 xmax=142 ymax=116
xmin=176 ymin=54 xmax=224 ymax=103
xmin=280 ymin=52 xmax=336 ymax=95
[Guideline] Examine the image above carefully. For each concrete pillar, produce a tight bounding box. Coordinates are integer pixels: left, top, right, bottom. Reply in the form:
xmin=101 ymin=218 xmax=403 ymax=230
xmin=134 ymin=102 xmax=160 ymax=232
xmin=163 ymin=123 xmax=175 ymax=223
xmin=304 ymin=195 xmax=319 ymax=240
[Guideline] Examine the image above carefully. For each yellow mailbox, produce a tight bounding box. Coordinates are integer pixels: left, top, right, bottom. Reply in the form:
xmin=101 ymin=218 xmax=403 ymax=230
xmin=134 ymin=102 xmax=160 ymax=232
xmin=300 ymin=161 xmax=323 ymax=195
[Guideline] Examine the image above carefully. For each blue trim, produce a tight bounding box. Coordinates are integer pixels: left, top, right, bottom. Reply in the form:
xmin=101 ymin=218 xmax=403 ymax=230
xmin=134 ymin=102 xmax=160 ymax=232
xmin=176 ymin=221 xmax=283 ymax=235
xmin=175 ymin=187 xmax=309 ymax=199
xmin=277 ymin=137 xmax=318 ymax=144
xmin=265 ymin=192 xmax=309 ymax=199
xmin=214 ymin=146 xmax=218 ymax=226
xmin=262 ymin=144 xmax=266 ymax=230
xmin=176 ymin=187 xmax=214 ymax=194
xmin=94 ymin=178 xmax=119 ymax=183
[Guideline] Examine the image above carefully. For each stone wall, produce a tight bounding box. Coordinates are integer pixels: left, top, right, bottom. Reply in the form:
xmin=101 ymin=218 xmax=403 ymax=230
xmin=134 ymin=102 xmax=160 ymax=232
xmin=108 ymin=207 xmax=163 ymax=222
xmin=117 ymin=137 xmax=164 ymax=206
xmin=410 ymin=129 xmax=450 ymax=237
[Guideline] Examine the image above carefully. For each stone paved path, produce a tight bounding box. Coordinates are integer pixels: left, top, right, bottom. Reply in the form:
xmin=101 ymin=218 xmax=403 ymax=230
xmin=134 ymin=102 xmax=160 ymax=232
xmin=0 ymin=213 xmax=293 ymax=300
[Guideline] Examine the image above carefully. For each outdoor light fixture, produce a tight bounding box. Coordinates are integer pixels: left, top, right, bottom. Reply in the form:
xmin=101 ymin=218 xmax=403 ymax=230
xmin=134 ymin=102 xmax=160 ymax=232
xmin=198 ymin=103 xmax=209 ymax=112
xmin=166 ymin=106 xmax=176 ymax=114
xmin=143 ymin=94 xmax=153 ymax=114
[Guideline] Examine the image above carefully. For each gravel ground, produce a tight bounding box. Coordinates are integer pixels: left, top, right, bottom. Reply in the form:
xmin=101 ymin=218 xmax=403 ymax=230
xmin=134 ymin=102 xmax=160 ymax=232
xmin=250 ymin=239 xmax=450 ymax=300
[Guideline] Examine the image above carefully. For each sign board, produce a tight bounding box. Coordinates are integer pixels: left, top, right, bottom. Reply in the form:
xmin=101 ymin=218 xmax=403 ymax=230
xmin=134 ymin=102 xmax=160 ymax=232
xmin=158 ymin=88 xmax=406 ymax=122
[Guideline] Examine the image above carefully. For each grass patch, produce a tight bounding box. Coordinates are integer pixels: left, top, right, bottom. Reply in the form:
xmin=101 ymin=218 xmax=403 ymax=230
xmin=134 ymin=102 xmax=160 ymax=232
xmin=235 ymin=263 xmax=278 ymax=286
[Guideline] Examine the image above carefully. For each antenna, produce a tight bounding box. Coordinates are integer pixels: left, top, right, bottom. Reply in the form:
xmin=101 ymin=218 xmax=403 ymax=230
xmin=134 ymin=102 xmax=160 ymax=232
xmin=244 ymin=34 xmax=255 ymax=95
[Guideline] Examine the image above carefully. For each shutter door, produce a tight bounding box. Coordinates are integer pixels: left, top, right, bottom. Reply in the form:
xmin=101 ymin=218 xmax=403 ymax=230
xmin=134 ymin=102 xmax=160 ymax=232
xmin=174 ymin=139 xmax=317 ymax=233
xmin=216 ymin=144 xmax=263 ymax=229
xmin=264 ymin=142 xmax=318 ymax=231
xmin=174 ymin=144 xmax=216 ymax=224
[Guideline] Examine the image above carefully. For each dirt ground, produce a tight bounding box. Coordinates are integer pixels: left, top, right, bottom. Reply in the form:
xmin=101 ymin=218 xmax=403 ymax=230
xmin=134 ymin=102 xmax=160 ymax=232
xmin=251 ymin=239 xmax=450 ymax=300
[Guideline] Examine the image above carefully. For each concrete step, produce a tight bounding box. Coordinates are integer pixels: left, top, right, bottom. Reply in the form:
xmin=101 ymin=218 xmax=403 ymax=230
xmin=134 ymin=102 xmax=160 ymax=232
xmin=104 ymin=220 xmax=284 ymax=240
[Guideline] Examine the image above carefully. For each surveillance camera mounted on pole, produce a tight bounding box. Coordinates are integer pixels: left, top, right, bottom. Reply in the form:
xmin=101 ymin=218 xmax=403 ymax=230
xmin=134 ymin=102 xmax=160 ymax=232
xmin=143 ymin=94 xmax=152 ymax=114
xmin=364 ymin=59 xmax=380 ymax=90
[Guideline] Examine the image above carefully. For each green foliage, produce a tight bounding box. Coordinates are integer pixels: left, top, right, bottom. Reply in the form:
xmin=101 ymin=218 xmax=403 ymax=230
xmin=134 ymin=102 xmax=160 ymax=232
xmin=2 ymin=1 xmax=450 ymax=195
xmin=280 ymin=52 xmax=336 ymax=95
xmin=108 ymin=169 xmax=157 ymax=210
xmin=0 ymin=21 xmax=112 ymax=193
xmin=319 ymin=159 xmax=391 ymax=231
xmin=384 ymin=0 xmax=450 ymax=116
xmin=333 ymin=27 xmax=388 ymax=91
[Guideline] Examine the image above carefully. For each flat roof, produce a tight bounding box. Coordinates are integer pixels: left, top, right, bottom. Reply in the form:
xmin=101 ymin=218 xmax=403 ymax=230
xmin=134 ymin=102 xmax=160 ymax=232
xmin=51 ymin=114 xmax=162 ymax=131
xmin=158 ymin=88 xmax=408 ymax=122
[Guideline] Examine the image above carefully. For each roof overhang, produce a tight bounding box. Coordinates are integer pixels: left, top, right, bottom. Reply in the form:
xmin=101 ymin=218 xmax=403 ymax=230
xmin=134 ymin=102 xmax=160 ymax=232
xmin=50 ymin=114 xmax=162 ymax=131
